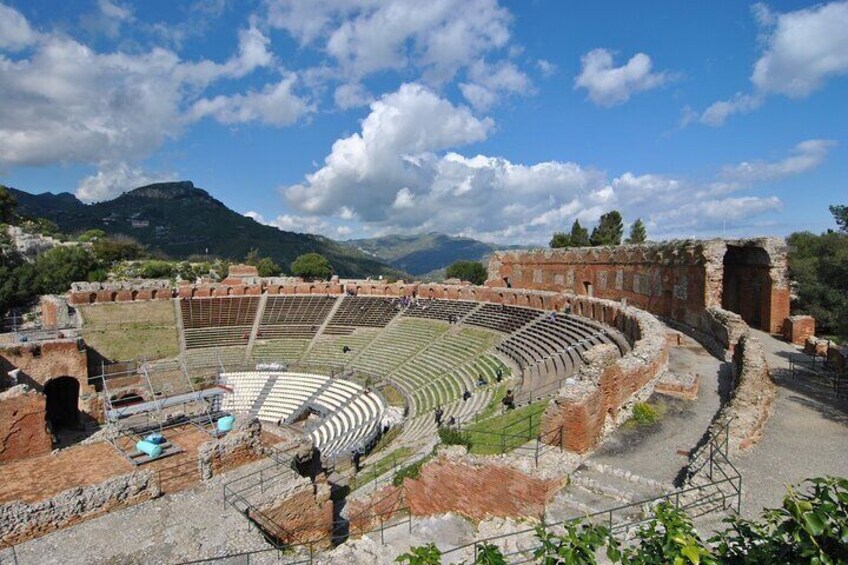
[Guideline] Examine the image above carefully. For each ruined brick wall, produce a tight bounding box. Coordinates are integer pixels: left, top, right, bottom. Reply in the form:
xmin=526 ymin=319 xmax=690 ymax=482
xmin=402 ymin=451 xmax=566 ymax=521
xmin=346 ymin=484 xmax=406 ymax=535
xmin=0 ymin=385 xmax=52 ymax=463
xmin=709 ymin=333 xmax=775 ymax=452
xmin=487 ymin=238 xmax=790 ymax=333
xmin=784 ymin=315 xmax=815 ymax=345
xmin=261 ymin=480 xmax=334 ymax=547
xmin=0 ymin=340 xmax=98 ymax=426
xmin=540 ymin=299 xmax=669 ymax=453
xmin=0 ymin=469 xmax=159 ymax=544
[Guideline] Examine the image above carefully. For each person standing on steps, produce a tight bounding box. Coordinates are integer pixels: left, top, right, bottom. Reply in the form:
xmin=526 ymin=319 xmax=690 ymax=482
xmin=463 ymin=388 xmax=472 ymax=402
xmin=434 ymin=406 xmax=444 ymax=427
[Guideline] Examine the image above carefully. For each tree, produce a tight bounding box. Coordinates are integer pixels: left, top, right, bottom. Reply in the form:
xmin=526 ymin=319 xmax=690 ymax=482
xmin=33 ymin=246 xmax=98 ymax=294
xmin=570 ymin=219 xmax=590 ymax=247
xmin=0 ymin=185 xmax=17 ymax=224
xmin=291 ymin=253 xmax=333 ymax=280
xmin=92 ymin=236 xmax=145 ymax=264
xmin=445 ymin=260 xmax=488 ymax=285
xmin=78 ymin=229 xmax=106 ymax=242
xmin=590 ymin=211 xmax=624 ymax=246
xmin=550 ymin=232 xmax=571 ymax=248
xmin=256 ymin=257 xmax=281 ymax=277
xmin=626 ymin=218 xmax=647 ymax=244
xmin=830 ymin=204 xmax=848 ymax=234
xmin=245 ymin=248 xmax=261 ymax=266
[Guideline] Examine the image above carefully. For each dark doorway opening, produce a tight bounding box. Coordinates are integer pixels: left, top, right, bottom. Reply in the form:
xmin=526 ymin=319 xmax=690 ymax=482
xmin=722 ymin=245 xmax=771 ymax=331
xmin=45 ymin=376 xmax=80 ymax=430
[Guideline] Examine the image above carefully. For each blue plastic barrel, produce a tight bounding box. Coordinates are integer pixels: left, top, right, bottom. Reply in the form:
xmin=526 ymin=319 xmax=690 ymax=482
xmin=217 ymin=415 xmax=235 ymax=433
xmin=136 ymin=440 xmax=163 ymax=458
xmin=145 ymin=433 xmax=165 ymax=445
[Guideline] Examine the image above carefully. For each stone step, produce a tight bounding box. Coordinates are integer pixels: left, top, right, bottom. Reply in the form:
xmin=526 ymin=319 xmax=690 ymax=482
xmin=571 ymin=466 xmax=667 ymax=505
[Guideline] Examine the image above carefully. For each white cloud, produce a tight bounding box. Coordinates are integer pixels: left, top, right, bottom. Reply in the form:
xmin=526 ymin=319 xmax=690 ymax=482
xmin=699 ymin=93 xmax=763 ymax=126
xmin=334 ymin=82 xmax=372 ymax=109
xmin=264 ymin=0 xmax=512 ymax=83
xmin=536 ymin=59 xmax=556 ymax=77
xmin=574 ymin=49 xmax=671 ymax=106
xmin=189 ymin=75 xmax=312 ymax=126
xmin=281 ymin=84 xmax=803 ymax=243
xmin=698 ymin=2 xmax=848 ymax=126
xmin=286 ymin=83 xmax=494 ymax=217
xmin=0 ymin=8 xmax=299 ymax=169
xmin=0 ymin=3 xmax=40 ymax=50
xmin=459 ymin=59 xmax=531 ymax=111
xmin=752 ymin=1 xmax=848 ymax=97
xmin=76 ymin=162 xmax=176 ymax=202
xmin=245 ymin=210 xmax=340 ymax=236
xmin=720 ymin=139 xmax=836 ymax=182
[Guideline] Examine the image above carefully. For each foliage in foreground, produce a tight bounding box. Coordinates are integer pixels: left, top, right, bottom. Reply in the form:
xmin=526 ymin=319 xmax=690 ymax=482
xmin=396 ymin=476 xmax=848 ymax=565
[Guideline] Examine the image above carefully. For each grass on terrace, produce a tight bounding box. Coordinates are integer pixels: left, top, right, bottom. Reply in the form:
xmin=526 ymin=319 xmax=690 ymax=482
xmin=79 ymin=301 xmax=179 ymax=362
xmin=463 ymin=399 xmax=549 ymax=455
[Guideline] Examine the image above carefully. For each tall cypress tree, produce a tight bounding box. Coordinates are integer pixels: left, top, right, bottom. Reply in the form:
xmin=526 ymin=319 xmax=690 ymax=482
xmin=626 ymin=218 xmax=647 ymax=244
xmin=590 ymin=211 xmax=624 ymax=246
xmin=570 ymin=220 xmax=590 ymax=247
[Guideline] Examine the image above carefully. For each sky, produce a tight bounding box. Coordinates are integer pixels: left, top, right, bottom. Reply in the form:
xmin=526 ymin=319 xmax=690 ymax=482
xmin=0 ymin=0 xmax=846 ymax=246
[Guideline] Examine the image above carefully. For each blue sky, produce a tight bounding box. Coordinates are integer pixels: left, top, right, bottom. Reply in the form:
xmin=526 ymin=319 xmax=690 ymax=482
xmin=0 ymin=0 xmax=845 ymax=245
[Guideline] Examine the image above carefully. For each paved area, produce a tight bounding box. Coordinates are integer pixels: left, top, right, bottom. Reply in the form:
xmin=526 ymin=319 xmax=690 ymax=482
xmin=590 ymin=333 xmax=728 ymax=485
xmin=13 ymin=458 xmax=275 ymax=565
xmin=732 ymin=330 xmax=848 ymax=519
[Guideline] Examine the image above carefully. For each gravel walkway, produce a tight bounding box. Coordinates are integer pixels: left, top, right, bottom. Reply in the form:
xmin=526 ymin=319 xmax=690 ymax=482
xmin=732 ymin=330 xmax=848 ymax=519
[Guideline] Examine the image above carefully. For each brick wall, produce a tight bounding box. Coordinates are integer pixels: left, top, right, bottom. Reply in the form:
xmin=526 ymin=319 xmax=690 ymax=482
xmin=0 ymin=386 xmax=52 ymax=463
xmin=402 ymin=454 xmax=565 ymax=521
xmin=784 ymin=315 xmax=815 ymax=345
xmin=261 ymin=481 xmax=334 ymax=547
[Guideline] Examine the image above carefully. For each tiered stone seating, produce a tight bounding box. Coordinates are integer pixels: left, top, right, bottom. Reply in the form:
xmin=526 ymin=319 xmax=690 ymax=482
xmin=258 ymin=295 xmax=337 ymax=338
xmin=251 ymin=339 xmax=310 ymax=363
xmin=464 ymin=303 xmax=541 ymax=334
xmin=350 ymin=319 xmax=447 ymax=376
xmin=183 ymin=346 xmax=247 ymax=369
xmin=304 ymin=329 xmax=381 ymax=368
xmin=180 ymin=297 xmax=260 ymax=349
xmin=387 ymin=326 xmax=502 ymax=413
xmin=402 ymin=299 xmax=479 ymax=322
xmin=220 ymin=371 xmax=385 ymax=459
xmin=327 ymin=297 xmax=400 ymax=328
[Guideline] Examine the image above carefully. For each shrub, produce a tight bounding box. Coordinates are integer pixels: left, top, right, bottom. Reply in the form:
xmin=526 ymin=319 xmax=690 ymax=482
xmin=392 ymin=456 xmax=430 ymax=487
xmin=437 ymin=426 xmax=473 ymax=449
xmin=632 ymin=402 xmax=659 ymax=426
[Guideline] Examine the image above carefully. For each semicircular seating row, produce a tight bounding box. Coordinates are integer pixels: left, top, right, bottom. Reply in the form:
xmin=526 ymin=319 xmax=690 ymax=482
xmin=180 ymin=296 xmax=631 ymax=447
xmin=219 ymin=371 xmax=385 ymax=459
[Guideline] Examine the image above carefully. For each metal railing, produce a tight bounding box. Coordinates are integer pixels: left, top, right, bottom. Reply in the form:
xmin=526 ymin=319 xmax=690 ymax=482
xmin=441 ymin=420 xmax=742 ymax=563
xmin=789 ymin=352 xmax=846 ymax=398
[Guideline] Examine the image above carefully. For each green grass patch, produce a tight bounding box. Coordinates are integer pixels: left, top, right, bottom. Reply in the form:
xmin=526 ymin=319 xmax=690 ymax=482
xmin=464 ymin=399 xmax=548 ymax=455
xmin=392 ymin=453 xmax=433 ymax=487
xmin=630 ymin=400 xmax=667 ymax=427
xmin=437 ymin=426 xmax=472 ymax=449
xmin=350 ymin=446 xmax=414 ymax=491
xmin=80 ymin=301 xmax=179 ymax=361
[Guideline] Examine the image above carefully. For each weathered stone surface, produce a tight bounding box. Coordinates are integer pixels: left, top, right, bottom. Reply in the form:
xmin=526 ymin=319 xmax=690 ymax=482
xmin=714 ymin=334 xmax=775 ymax=452
xmin=196 ymin=417 xmax=266 ymax=480
xmin=0 ymin=470 xmax=157 ymax=544
xmin=401 ymin=447 xmax=566 ymax=521
xmin=783 ymin=315 xmax=816 ymax=345
xmin=0 ymin=385 xmax=52 ymax=463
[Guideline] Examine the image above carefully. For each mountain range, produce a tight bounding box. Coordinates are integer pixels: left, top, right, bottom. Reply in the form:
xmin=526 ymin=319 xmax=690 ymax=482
xmin=345 ymin=233 xmax=524 ymax=277
xmin=6 ymin=182 xmax=514 ymax=279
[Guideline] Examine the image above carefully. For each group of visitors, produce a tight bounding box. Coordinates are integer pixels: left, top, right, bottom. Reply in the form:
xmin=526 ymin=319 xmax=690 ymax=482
xmin=433 ymin=406 xmax=456 ymax=427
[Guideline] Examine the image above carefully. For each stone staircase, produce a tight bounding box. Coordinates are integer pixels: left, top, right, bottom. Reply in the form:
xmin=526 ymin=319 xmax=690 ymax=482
xmin=545 ymin=462 xmax=672 ymax=528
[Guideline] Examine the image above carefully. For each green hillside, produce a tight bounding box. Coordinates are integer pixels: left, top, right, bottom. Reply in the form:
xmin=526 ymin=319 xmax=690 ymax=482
xmin=345 ymin=232 xmax=525 ymax=276
xmin=8 ymin=182 xmax=406 ymax=279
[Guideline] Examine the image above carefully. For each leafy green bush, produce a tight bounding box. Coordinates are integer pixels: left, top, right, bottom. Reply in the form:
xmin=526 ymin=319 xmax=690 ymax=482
xmin=392 ymin=456 xmax=431 ymax=487
xmin=395 ymin=543 xmax=441 ymax=564
xmin=291 ymin=252 xmax=333 ymax=280
xmin=632 ymin=402 xmax=659 ymax=426
xmin=437 ymin=426 xmax=473 ymax=449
